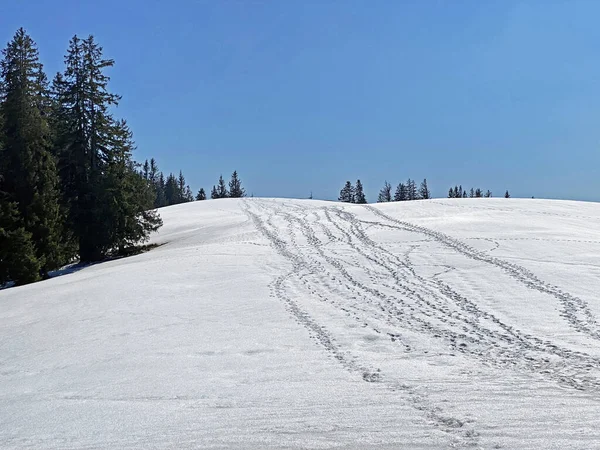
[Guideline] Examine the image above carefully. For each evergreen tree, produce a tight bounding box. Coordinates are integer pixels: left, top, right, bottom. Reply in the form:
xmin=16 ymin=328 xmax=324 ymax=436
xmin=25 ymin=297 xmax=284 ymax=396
xmin=0 ymin=28 xmax=63 ymax=279
xmin=354 ymin=179 xmax=367 ymax=204
xmin=338 ymin=181 xmax=354 ymax=203
xmin=53 ymin=35 xmax=161 ymax=261
xmin=164 ymin=173 xmax=178 ymax=204
xmin=155 ymin=172 xmax=166 ymax=207
xmin=216 ymin=175 xmax=228 ymax=198
xmin=448 ymin=187 xmax=455 ymax=198
xmin=394 ymin=183 xmax=406 ymax=201
xmin=419 ymin=178 xmax=430 ymax=200
xmin=458 ymin=185 xmax=464 ymax=198
xmin=196 ymin=188 xmax=206 ymax=201
xmin=504 ymin=190 xmax=510 ymax=198
xmin=210 ymin=185 xmax=218 ymax=199
xmin=0 ymin=192 xmax=41 ymax=285
xmin=469 ymin=188 xmax=474 ymax=198
xmin=484 ymin=190 xmax=492 ymax=198
xmin=142 ymin=159 xmax=150 ymax=180
xmin=228 ymin=170 xmax=245 ymax=198
xmin=463 ymin=191 xmax=467 ymax=198
xmin=377 ymin=181 xmax=392 ymax=203
xmin=475 ymin=188 xmax=483 ymax=198
xmin=453 ymin=186 xmax=460 ymax=198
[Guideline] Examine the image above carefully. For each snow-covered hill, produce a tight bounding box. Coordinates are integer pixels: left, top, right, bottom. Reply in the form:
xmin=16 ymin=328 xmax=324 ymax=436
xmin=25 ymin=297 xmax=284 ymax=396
xmin=2 ymin=198 xmax=600 ymax=449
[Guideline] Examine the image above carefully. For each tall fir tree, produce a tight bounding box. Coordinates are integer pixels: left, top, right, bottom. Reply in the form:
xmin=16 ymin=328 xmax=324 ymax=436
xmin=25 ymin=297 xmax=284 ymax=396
xmin=406 ymin=178 xmax=418 ymax=200
xmin=210 ymin=185 xmax=218 ymax=199
xmin=53 ymin=35 xmax=161 ymax=261
xmin=504 ymin=190 xmax=510 ymax=198
xmin=475 ymin=188 xmax=483 ymax=198
xmin=448 ymin=187 xmax=455 ymax=198
xmin=484 ymin=190 xmax=492 ymax=198
xmin=196 ymin=188 xmax=206 ymax=201
xmin=0 ymin=28 xmax=63 ymax=281
xmin=354 ymin=179 xmax=367 ymax=204
xmin=338 ymin=181 xmax=354 ymax=203
xmin=419 ymin=178 xmax=430 ymax=199
xmin=469 ymin=188 xmax=475 ymax=198
xmin=228 ymin=170 xmax=245 ymax=198
xmin=377 ymin=181 xmax=392 ymax=203
xmin=155 ymin=172 xmax=167 ymax=207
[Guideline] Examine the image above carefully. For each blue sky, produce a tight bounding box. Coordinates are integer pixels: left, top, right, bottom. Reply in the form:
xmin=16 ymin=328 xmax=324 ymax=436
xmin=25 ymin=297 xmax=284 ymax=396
xmin=2 ymin=1 xmax=599 ymax=201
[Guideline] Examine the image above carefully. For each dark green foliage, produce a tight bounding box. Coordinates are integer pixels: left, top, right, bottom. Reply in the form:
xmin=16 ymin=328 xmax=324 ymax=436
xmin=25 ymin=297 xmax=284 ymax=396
xmin=419 ymin=179 xmax=430 ymax=200
xmin=469 ymin=188 xmax=474 ymax=198
xmin=196 ymin=188 xmax=206 ymax=201
xmin=354 ymin=180 xmax=366 ymax=204
xmin=0 ymin=193 xmax=41 ymax=285
xmin=475 ymin=188 xmax=483 ymax=198
xmin=338 ymin=181 xmax=354 ymax=203
xmin=504 ymin=190 xmax=510 ymax=198
xmin=394 ymin=183 xmax=406 ymax=201
xmin=0 ymin=28 xmax=64 ymax=281
xmin=377 ymin=181 xmax=392 ymax=203
xmin=212 ymin=175 xmax=228 ymax=199
xmin=228 ymin=170 xmax=245 ymax=198
xmin=484 ymin=190 xmax=492 ymax=198
xmin=53 ymin=34 xmax=162 ymax=262
xmin=210 ymin=185 xmax=218 ymax=199
xmin=406 ymin=179 xmax=418 ymax=200
xmin=448 ymin=188 xmax=455 ymax=198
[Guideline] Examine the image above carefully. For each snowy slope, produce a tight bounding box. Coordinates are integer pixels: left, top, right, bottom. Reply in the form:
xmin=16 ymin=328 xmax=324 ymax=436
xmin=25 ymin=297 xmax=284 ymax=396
xmin=2 ymin=198 xmax=600 ymax=449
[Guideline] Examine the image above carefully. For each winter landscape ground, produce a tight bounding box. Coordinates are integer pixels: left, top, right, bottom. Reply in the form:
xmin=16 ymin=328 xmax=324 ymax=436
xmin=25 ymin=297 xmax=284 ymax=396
xmin=1 ymin=198 xmax=600 ymax=449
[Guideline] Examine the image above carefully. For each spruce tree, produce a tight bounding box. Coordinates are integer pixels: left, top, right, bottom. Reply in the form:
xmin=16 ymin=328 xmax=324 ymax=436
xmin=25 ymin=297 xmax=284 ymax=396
xmin=419 ymin=178 xmax=430 ymax=200
xmin=448 ymin=187 xmax=455 ymax=198
xmin=210 ymin=185 xmax=218 ymax=199
xmin=228 ymin=170 xmax=245 ymax=198
xmin=0 ymin=28 xmax=63 ymax=279
xmin=54 ymin=35 xmax=161 ymax=261
xmin=216 ymin=175 xmax=228 ymax=198
xmin=394 ymin=183 xmax=406 ymax=201
xmin=484 ymin=190 xmax=492 ymax=198
xmin=406 ymin=179 xmax=418 ymax=200
xmin=475 ymin=188 xmax=483 ymax=198
xmin=377 ymin=181 xmax=392 ymax=203
xmin=469 ymin=188 xmax=474 ymax=198
xmin=155 ymin=172 xmax=167 ymax=207
xmin=504 ymin=190 xmax=510 ymax=198
xmin=354 ymin=179 xmax=367 ymax=204
xmin=196 ymin=188 xmax=206 ymax=201
xmin=338 ymin=181 xmax=354 ymax=203
xmin=164 ymin=173 xmax=178 ymax=205
xmin=453 ymin=186 xmax=460 ymax=198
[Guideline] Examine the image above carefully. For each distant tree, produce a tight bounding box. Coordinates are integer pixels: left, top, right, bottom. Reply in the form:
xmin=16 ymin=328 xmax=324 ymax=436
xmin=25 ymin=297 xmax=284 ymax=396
xmin=228 ymin=170 xmax=245 ymax=198
xmin=463 ymin=191 xmax=467 ymax=198
xmin=210 ymin=185 xmax=218 ymax=199
xmin=406 ymin=179 xmax=418 ymax=200
xmin=196 ymin=188 xmax=206 ymax=201
xmin=475 ymin=188 xmax=483 ymax=198
xmin=338 ymin=181 xmax=354 ymax=203
xmin=216 ymin=174 xmax=228 ymax=198
xmin=469 ymin=188 xmax=474 ymax=198
xmin=394 ymin=183 xmax=406 ymax=201
xmin=448 ymin=187 xmax=454 ymax=198
xmin=354 ymin=180 xmax=367 ymax=204
xmin=504 ymin=190 xmax=510 ymax=198
xmin=155 ymin=172 xmax=167 ymax=207
xmin=419 ymin=178 xmax=430 ymax=200
xmin=453 ymin=186 xmax=460 ymax=198
xmin=377 ymin=181 xmax=392 ymax=203
xmin=458 ymin=185 xmax=464 ymax=198
xmin=484 ymin=190 xmax=492 ymax=198
xmin=309 ymin=191 xmax=313 ymax=200
xmin=142 ymin=160 xmax=150 ymax=180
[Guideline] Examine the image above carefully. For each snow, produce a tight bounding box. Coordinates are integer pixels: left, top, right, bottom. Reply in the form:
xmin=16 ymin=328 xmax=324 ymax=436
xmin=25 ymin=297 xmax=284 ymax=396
xmin=2 ymin=197 xmax=600 ymax=449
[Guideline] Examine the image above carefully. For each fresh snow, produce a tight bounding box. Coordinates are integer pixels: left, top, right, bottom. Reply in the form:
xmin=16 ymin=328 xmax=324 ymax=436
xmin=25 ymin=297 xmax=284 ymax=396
xmin=2 ymin=198 xmax=600 ymax=449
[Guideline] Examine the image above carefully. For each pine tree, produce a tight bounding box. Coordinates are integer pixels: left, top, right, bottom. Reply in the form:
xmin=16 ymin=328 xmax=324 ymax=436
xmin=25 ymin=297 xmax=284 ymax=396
xmin=469 ymin=188 xmax=474 ymax=198
xmin=484 ymin=190 xmax=492 ymax=198
xmin=142 ymin=159 xmax=150 ymax=180
xmin=216 ymin=175 xmax=228 ymax=198
xmin=354 ymin=179 xmax=367 ymax=204
xmin=196 ymin=188 xmax=206 ymax=201
xmin=419 ymin=178 xmax=430 ymax=200
xmin=53 ymin=35 xmax=161 ymax=261
xmin=448 ymin=187 xmax=455 ymax=198
xmin=504 ymin=190 xmax=510 ymax=198
xmin=210 ymin=185 xmax=218 ymax=199
xmin=228 ymin=170 xmax=245 ymax=198
xmin=155 ymin=172 xmax=167 ymax=207
xmin=463 ymin=191 xmax=467 ymax=198
xmin=458 ymin=185 xmax=464 ymax=198
xmin=394 ymin=183 xmax=406 ymax=201
xmin=475 ymin=188 xmax=483 ymax=198
xmin=164 ymin=173 xmax=178 ymax=205
xmin=0 ymin=28 xmax=64 ymax=280
xmin=377 ymin=181 xmax=392 ymax=203
xmin=338 ymin=181 xmax=354 ymax=203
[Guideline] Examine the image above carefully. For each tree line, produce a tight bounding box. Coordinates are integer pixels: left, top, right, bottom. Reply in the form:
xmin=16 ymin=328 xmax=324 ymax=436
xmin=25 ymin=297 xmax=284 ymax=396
xmin=447 ymin=186 xmax=509 ymax=198
xmin=338 ymin=178 xmax=430 ymax=203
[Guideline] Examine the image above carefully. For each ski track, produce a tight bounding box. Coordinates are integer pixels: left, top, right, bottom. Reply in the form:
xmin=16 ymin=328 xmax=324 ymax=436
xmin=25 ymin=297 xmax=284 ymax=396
xmin=243 ymin=199 xmax=600 ymax=447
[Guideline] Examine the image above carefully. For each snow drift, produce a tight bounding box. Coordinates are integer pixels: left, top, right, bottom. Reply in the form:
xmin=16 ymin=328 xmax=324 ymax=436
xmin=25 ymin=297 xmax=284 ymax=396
xmin=2 ymin=198 xmax=600 ymax=449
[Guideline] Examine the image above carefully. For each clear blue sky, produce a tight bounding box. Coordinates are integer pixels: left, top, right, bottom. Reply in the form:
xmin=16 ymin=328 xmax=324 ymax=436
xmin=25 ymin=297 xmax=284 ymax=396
xmin=2 ymin=1 xmax=599 ymax=201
